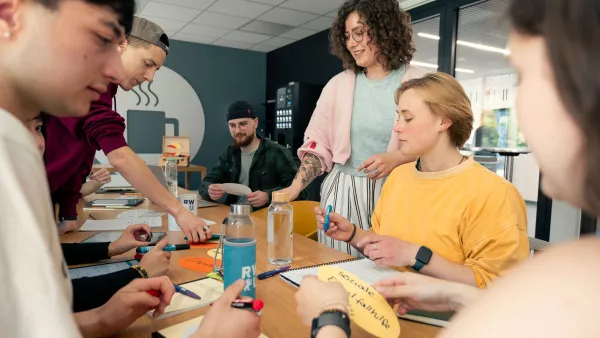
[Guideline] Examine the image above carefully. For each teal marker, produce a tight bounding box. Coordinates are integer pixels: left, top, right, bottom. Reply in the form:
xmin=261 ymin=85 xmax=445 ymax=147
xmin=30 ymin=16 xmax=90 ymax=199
xmin=324 ymin=205 xmax=333 ymax=231
xmin=136 ymin=244 xmax=190 ymax=254
xmin=184 ymin=234 xmax=221 ymax=241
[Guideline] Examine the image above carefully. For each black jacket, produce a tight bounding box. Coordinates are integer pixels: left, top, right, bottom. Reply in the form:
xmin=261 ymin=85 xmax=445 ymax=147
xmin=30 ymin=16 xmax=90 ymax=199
xmin=199 ymin=137 xmax=309 ymax=209
xmin=63 ymin=243 xmax=139 ymax=312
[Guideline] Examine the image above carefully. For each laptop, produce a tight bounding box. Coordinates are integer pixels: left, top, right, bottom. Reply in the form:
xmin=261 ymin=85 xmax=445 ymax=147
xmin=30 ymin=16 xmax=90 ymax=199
xmin=148 ymin=165 xmax=169 ymax=190
xmin=97 ymin=165 xmax=168 ymax=193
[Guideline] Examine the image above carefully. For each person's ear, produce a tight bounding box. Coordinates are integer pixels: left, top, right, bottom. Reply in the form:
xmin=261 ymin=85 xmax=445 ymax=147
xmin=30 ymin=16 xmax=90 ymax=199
xmin=118 ymin=37 xmax=128 ymax=53
xmin=253 ymin=118 xmax=258 ymax=128
xmin=439 ymin=118 xmax=453 ymax=133
xmin=0 ymin=0 xmax=21 ymax=40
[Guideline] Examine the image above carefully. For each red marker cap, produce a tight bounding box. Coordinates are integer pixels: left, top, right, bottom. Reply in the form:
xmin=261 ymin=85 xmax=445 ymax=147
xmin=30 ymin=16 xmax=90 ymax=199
xmin=147 ymin=290 xmax=161 ymax=297
xmin=252 ymin=300 xmax=264 ymax=312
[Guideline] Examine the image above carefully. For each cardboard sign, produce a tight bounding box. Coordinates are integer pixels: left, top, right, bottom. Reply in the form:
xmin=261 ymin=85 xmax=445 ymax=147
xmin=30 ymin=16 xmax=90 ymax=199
xmin=318 ymin=266 xmax=401 ymax=338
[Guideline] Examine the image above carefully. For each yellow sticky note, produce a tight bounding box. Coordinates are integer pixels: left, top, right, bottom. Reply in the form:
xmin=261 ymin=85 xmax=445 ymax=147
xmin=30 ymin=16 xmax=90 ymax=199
xmin=318 ymin=266 xmax=401 ymax=338
xmin=207 ymin=248 xmax=222 ymax=259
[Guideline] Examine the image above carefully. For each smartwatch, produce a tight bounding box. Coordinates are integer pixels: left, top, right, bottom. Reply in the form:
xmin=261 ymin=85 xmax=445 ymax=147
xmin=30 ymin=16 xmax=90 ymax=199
xmin=311 ymin=310 xmax=351 ymax=338
xmin=412 ymin=246 xmax=433 ymax=272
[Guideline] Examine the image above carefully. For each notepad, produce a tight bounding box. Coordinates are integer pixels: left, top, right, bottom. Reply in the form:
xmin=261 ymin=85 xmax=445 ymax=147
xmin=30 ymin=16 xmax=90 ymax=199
xmin=280 ymin=258 xmax=399 ymax=287
xmin=148 ymin=278 xmax=224 ymax=320
xmin=69 ymin=260 xmax=138 ymax=279
xmin=151 ymin=316 xmax=269 ymax=338
xmin=398 ymin=310 xmax=455 ymax=327
xmin=79 ymin=218 xmax=163 ymax=231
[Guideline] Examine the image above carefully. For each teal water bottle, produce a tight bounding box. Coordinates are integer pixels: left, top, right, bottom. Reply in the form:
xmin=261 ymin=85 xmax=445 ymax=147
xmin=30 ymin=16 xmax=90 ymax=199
xmin=223 ymin=204 xmax=256 ymax=298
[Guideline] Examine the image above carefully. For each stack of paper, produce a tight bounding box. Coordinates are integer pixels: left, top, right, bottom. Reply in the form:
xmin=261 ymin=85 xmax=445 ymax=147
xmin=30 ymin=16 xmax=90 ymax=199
xmin=80 ymin=217 xmax=162 ymax=231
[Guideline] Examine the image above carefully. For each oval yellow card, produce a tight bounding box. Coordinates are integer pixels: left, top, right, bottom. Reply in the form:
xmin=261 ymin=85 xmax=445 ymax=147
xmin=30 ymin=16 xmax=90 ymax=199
xmin=318 ymin=265 xmax=401 ymax=338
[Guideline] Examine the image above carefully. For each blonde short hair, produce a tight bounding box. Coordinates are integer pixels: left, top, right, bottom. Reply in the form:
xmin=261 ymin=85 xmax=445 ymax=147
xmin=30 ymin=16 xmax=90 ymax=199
xmin=395 ymin=72 xmax=474 ymax=148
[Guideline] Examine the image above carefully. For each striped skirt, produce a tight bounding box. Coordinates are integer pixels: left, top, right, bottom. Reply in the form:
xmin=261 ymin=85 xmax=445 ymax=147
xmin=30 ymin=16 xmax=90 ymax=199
xmin=318 ymin=166 xmax=385 ymax=256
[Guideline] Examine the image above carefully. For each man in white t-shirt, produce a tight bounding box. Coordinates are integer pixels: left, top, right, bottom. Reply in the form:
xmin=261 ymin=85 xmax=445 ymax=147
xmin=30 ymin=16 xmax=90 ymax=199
xmin=0 ymin=1 xmax=175 ymax=337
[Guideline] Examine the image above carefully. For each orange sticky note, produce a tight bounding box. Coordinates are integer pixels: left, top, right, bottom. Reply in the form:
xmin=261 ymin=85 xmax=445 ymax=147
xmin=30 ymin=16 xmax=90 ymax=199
xmin=190 ymin=242 xmax=218 ymax=249
xmin=179 ymin=257 xmax=220 ymax=273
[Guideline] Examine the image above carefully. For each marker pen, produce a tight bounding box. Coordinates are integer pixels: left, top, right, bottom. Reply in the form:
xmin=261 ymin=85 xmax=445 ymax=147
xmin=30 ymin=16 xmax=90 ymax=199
xmin=231 ymin=299 xmax=264 ymax=313
xmin=136 ymin=244 xmax=190 ymax=254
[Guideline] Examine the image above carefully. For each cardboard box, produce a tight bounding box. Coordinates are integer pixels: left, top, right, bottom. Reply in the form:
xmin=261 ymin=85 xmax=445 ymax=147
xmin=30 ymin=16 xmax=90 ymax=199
xmin=160 ymin=136 xmax=190 ymax=167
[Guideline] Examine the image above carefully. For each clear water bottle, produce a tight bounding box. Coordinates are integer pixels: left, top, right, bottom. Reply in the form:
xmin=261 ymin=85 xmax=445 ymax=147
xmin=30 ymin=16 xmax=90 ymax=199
xmin=267 ymin=192 xmax=293 ymax=265
xmin=165 ymin=158 xmax=178 ymax=197
xmin=223 ymin=204 xmax=257 ymax=298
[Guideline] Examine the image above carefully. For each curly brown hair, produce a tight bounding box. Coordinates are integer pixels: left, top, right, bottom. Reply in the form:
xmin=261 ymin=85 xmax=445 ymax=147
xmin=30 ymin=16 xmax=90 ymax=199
xmin=329 ymin=0 xmax=415 ymax=73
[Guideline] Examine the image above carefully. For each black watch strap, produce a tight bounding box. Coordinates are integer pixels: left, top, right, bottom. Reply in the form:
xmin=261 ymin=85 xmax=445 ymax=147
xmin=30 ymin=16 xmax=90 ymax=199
xmin=311 ymin=310 xmax=351 ymax=338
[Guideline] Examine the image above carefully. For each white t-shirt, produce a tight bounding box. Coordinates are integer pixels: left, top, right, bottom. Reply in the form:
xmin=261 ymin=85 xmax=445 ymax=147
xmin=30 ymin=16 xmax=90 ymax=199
xmin=0 ymin=109 xmax=80 ymax=337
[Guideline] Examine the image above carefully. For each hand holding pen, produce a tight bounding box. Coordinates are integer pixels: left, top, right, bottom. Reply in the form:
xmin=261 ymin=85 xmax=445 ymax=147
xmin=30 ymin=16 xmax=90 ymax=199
xmin=192 ymin=280 xmax=261 ymax=338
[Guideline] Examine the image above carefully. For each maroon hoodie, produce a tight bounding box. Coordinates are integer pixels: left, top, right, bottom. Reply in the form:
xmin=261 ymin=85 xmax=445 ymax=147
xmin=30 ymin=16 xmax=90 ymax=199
xmin=45 ymin=84 xmax=127 ymax=219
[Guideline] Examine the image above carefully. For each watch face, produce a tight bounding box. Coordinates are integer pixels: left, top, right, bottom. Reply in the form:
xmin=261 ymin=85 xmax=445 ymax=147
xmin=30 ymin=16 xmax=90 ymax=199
xmin=416 ymin=246 xmax=433 ymax=263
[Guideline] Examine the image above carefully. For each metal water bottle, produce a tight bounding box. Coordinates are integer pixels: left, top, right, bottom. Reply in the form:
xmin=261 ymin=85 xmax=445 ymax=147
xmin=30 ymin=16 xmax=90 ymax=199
xmin=223 ymin=204 xmax=257 ymax=298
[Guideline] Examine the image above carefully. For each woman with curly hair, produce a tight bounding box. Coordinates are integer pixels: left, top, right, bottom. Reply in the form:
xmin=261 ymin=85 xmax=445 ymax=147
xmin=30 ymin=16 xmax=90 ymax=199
xmin=280 ymin=0 xmax=428 ymax=256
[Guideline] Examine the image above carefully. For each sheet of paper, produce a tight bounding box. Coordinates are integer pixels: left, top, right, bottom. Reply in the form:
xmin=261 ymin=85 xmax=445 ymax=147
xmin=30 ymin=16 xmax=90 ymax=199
xmin=116 ymin=209 xmax=166 ymax=219
xmin=149 ymin=278 xmax=224 ymax=320
xmin=318 ymin=266 xmax=400 ymax=338
xmin=69 ymin=260 xmax=138 ymax=279
xmin=102 ymin=173 xmax=132 ymax=188
xmin=155 ymin=316 xmax=269 ymax=338
xmin=80 ymin=217 xmax=162 ymax=231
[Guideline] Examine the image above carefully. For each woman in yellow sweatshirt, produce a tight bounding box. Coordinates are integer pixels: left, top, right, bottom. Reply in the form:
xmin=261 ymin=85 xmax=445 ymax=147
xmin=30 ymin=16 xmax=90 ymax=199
xmin=316 ymin=72 xmax=530 ymax=288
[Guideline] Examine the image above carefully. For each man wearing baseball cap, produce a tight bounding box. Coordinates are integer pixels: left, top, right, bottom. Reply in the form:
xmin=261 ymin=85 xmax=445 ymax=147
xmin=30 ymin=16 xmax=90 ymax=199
xmin=199 ymin=100 xmax=309 ymax=210
xmin=44 ymin=17 xmax=212 ymax=243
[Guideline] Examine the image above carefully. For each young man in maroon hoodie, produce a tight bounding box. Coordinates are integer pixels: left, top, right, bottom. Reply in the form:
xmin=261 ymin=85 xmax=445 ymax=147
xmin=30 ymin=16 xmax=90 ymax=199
xmin=44 ymin=16 xmax=212 ymax=243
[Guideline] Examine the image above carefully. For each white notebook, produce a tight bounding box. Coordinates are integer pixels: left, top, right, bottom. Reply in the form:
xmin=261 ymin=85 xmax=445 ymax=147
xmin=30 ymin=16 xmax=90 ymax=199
xmin=280 ymin=258 xmax=399 ymax=287
xmin=148 ymin=278 xmax=224 ymax=320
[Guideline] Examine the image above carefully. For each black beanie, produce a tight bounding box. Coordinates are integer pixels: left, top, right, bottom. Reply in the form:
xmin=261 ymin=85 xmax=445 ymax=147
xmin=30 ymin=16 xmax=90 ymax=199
xmin=227 ymin=100 xmax=256 ymax=121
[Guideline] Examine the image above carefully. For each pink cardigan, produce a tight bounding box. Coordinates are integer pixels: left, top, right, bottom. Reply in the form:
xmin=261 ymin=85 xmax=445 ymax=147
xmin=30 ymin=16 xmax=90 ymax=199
xmin=298 ymin=65 xmax=429 ymax=174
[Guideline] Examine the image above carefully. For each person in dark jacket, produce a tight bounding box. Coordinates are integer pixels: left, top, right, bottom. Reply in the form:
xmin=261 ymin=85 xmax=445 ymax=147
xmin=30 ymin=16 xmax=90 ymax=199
xmin=27 ymin=114 xmax=171 ymax=312
xmin=199 ymin=101 xmax=309 ymax=210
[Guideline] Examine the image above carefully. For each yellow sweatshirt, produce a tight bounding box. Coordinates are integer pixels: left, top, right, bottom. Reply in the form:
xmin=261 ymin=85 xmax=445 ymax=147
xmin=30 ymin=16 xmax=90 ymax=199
xmin=372 ymin=157 xmax=530 ymax=287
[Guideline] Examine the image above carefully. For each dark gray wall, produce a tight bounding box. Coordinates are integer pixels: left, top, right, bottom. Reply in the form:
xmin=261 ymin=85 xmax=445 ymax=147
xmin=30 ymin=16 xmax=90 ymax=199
xmin=164 ymin=40 xmax=266 ymax=189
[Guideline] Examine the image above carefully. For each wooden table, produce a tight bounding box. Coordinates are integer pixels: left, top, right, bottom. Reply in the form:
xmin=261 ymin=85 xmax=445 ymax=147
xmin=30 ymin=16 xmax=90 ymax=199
xmin=62 ymin=191 xmax=441 ymax=338
xmin=92 ymin=164 xmax=207 ymax=190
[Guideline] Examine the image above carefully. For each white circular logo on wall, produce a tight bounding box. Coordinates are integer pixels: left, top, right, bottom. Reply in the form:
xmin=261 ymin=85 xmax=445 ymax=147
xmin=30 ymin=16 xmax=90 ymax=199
xmin=94 ymin=66 xmax=205 ymax=165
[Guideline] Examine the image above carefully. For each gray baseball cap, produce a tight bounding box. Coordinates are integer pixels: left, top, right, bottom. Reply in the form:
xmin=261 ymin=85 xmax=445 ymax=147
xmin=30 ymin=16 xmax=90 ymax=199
xmin=129 ymin=16 xmax=169 ymax=55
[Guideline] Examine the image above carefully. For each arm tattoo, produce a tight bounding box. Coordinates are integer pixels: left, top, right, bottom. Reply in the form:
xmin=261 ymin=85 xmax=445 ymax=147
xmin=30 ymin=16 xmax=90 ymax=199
xmin=294 ymin=153 xmax=323 ymax=189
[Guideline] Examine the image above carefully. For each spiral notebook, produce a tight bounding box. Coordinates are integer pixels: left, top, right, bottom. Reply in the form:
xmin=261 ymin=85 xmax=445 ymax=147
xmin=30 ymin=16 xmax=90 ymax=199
xmin=279 ymin=258 xmax=399 ymax=287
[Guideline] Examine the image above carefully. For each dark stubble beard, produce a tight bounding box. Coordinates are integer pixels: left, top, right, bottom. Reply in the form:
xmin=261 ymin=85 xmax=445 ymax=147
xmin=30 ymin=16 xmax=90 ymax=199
xmin=232 ymin=132 xmax=255 ymax=148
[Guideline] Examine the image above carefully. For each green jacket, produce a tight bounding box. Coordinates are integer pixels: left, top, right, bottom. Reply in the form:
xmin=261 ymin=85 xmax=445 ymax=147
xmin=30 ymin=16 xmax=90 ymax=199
xmin=199 ymin=137 xmax=309 ymax=209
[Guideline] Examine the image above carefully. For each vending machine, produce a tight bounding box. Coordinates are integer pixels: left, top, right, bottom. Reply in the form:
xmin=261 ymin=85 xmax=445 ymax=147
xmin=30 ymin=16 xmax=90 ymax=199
xmin=273 ymin=82 xmax=324 ymax=156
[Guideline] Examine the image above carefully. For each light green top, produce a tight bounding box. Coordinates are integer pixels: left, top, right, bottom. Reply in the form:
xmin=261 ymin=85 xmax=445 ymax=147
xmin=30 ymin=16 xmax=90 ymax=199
xmin=336 ymin=66 xmax=405 ymax=176
xmin=238 ymin=148 xmax=256 ymax=203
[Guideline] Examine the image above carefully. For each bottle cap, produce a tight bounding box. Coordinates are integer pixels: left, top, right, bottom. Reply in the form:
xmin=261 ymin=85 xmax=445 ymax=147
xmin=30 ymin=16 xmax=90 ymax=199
xmin=230 ymin=204 xmax=251 ymax=215
xmin=271 ymin=191 xmax=289 ymax=203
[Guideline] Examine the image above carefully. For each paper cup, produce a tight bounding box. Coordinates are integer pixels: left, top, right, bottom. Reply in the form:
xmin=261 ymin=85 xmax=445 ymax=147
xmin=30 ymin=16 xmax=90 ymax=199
xmin=179 ymin=194 xmax=198 ymax=215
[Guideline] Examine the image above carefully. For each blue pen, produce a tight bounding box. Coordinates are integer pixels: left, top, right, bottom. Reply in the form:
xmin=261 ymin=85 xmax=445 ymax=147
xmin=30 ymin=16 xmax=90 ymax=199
xmin=174 ymin=284 xmax=201 ymax=299
xmin=257 ymin=266 xmax=291 ymax=280
xmin=324 ymin=205 xmax=333 ymax=231
xmin=136 ymin=244 xmax=190 ymax=254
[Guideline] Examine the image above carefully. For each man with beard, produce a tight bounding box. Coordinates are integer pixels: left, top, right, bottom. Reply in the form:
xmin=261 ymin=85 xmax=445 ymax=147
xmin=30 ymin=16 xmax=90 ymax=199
xmin=199 ymin=100 xmax=308 ymax=209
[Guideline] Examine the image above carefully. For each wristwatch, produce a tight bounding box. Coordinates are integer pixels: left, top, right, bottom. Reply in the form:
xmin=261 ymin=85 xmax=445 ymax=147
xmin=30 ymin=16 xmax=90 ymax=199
xmin=311 ymin=310 xmax=351 ymax=338
xmin=412 ymin=246 xmax=433 ymax=272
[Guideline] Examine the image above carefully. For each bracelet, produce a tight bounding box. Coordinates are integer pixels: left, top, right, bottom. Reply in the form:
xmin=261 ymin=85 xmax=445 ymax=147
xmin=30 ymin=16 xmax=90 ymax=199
xmin=131 ymin=265 xmax=148 ymax=278
xmin=345 ymin=223 xmax=357 ymax=243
